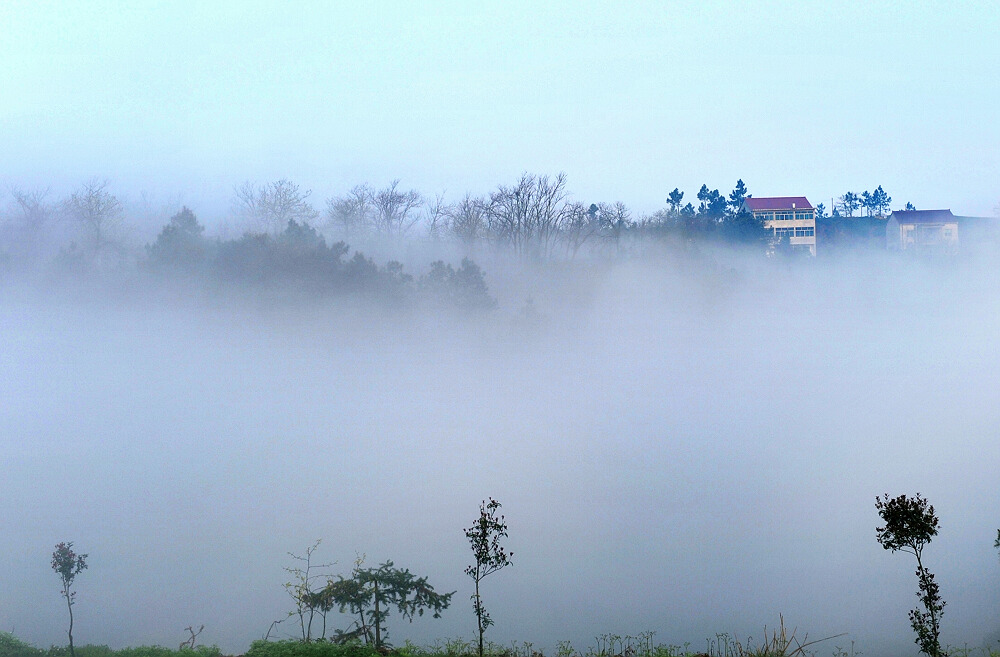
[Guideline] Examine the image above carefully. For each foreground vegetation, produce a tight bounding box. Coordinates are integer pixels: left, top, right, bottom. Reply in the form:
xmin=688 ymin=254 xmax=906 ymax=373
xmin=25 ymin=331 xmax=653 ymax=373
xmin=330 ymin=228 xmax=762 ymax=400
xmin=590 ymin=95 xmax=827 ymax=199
xmin=0 ymin=633 xmax=222 ymax=657
xmin=34 ymin=496 xmax=1000 ymax=657
xmin=6 ymin=628 xmax=1000 ymax=657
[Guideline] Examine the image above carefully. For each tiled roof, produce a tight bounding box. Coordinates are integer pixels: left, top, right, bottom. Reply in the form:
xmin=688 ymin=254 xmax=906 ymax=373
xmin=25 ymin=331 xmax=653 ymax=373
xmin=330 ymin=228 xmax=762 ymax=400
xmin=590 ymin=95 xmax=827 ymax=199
xmin=889 ymin=209 xmax=955 ymax=224
xmin=744 ymin=197 xmax=814 ymax=211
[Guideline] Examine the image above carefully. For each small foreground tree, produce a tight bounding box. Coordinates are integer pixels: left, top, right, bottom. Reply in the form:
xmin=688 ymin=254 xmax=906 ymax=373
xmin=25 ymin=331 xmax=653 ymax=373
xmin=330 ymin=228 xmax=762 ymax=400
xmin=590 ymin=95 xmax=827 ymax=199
xmin=52 ymin=542 xmax=88 ymax=657
xmin=324 ymin=557 xmax=453 ymax=649
xmin=876 ymin=493 xmax=946 ymax=657
xmin=465 ymin=498 xmax=513 ymax=657
xmin=282 ymin=540 xmax=334 ymax=642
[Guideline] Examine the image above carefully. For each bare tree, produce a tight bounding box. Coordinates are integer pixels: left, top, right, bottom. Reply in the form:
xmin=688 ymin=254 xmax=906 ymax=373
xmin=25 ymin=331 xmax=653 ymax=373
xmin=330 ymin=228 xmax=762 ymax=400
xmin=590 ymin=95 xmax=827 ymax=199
xmin=561 ymin=201 xmax=600 ymax=259
xmin=371 ymin=180 xmax=423 ymax=236
xmin=9 ymin=186 xmax=51 ymax=230
xmin=426 ymin=192 xmax=449 ymax=240
xmin=233 ymin=179 xmax=319 ymax=234
xmin=596 ymin=201 xmax=632 ymax=254
xmin=325 ymin=184 xmax=374 ymax=238
xmin=5 ymin=186 xmax=52 ymax=258
xmin=63 ymin=179 xmax=124 ymax=256
xmin=446 ymin=193 xmax=488 ymax=247
xmin=485 ymin=172 xmax=571 ymax=258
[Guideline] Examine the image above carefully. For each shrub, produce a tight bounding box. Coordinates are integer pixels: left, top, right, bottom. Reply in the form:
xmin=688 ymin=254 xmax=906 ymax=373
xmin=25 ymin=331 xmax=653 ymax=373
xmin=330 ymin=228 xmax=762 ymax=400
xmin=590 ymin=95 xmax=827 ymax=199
xmin=0 ymin=632 xmax=44 ymax=657
xmin=245 ymin=640 xmax=380 ymax=657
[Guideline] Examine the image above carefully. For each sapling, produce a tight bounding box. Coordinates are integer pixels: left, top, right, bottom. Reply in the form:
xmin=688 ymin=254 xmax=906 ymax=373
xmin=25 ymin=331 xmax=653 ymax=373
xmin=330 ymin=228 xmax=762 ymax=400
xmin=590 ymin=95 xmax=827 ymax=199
xmin=51 ymin=542 xmax=88 ymax=657
xmin=876 ymin=493 xmax=946 ymax=657
xmin=465 ymin=498 xmax=513 ymax=657
xmin=283 ymin=540 xmax=334 ymax=642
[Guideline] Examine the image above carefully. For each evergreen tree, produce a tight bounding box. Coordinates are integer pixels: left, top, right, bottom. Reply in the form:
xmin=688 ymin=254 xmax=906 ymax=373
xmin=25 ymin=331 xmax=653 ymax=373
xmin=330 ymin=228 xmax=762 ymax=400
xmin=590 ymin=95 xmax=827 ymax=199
xmin=666 ymin=188 xmax=684 ymax=216
xmin=727 ymin=179 xmax=750 ymax=217
xmin=146 ymin=206 xmax=207 ymax=271
xmin=326 ymin=559 xmax=453 ymax=650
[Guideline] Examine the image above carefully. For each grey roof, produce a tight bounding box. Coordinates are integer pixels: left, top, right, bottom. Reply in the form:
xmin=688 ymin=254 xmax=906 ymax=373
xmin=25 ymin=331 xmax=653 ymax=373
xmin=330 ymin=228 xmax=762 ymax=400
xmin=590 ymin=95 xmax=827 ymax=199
xmin=889 ymin=209 xmax=955 ymax=224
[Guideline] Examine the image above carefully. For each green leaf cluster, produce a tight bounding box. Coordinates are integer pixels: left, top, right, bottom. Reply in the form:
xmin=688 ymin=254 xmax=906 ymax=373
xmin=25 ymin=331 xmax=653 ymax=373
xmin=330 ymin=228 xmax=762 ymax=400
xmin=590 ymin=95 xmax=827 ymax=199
xmin=323 ymin=559 xmax=454 ymax=650
xmin=875 ymin=493 xmax=946 ymax=657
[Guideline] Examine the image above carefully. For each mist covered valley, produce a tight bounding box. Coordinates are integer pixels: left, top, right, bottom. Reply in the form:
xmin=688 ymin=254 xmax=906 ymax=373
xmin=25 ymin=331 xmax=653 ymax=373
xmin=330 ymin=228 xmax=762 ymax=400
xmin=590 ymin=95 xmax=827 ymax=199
xmin=2 ymin=230 xmax=999 ymax=657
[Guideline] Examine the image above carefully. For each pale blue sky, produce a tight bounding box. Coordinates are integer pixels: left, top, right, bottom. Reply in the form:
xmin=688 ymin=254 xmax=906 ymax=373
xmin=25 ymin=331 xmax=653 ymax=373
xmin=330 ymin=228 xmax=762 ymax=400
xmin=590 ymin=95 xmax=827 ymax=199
xmin=2 ymin=0 xmax=998 ymax=218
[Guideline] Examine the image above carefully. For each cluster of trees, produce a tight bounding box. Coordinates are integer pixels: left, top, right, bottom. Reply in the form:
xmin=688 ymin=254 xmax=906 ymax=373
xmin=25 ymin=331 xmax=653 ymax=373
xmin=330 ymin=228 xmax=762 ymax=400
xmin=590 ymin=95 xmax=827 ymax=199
xmin=832 ymin=186 xmax=894 ymax=218
xmin=148 ymin=207 xmax=494 ymax=311
xmin=0 ymin=176 xmax=776 ymax=284
xmin=637 ymin=179 xmax=769 ymax=246
xmin=51 ymin=499 xmax=513 ymax=656
xmin=0 ymin=179 xmax=496 ymax=311
xmin=1 ymin=176 xmax=948 ymax=281
xmin=269 ymin=499 xmax=511 ymax=655
xmin=274 ymin=545 xmax=454 ymax=649
xmin=295 ymin=174 xmax=643 ymax=258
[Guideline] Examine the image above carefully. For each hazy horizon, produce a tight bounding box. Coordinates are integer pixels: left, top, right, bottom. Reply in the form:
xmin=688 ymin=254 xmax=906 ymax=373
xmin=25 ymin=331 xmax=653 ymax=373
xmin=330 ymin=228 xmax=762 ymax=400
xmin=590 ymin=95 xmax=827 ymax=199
xmin=2 ymin=2 xmax=999 ymax=218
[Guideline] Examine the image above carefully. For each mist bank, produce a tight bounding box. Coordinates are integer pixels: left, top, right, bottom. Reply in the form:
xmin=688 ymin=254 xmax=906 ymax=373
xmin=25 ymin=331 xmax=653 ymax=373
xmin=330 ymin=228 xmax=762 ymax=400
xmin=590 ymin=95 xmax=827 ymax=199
xmin=2 ymin=240 xmax=999 ymax=657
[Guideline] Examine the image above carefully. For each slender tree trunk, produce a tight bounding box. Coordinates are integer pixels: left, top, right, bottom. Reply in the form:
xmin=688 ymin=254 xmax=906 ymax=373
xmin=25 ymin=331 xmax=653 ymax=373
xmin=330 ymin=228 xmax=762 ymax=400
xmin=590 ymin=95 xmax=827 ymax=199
xmin=64 ymin=590 xmax=75 ymax=657
xmin=475 ymin=577 xmax=483 ymax=657
xmin=374 ymin=579 xmax=381 ymax=650
xmin=914 ymin=552 xmax=941 ymax=657
xmin=357 ymin=607 xmax=370 ymax=645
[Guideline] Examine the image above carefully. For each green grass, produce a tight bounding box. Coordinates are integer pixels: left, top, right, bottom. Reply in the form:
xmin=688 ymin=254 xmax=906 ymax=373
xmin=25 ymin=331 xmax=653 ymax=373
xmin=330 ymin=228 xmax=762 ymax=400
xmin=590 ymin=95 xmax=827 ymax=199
xmin=0 ymin=634 xmax=222 ymax=657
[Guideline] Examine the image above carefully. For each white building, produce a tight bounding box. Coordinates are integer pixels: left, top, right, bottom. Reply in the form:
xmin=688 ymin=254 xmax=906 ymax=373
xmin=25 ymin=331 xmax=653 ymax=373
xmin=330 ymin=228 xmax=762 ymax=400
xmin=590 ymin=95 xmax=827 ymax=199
xmin=886 ymin=209 xmax=959 ymax=253
xmin=743 ymin=196 xmax=816 ymax=255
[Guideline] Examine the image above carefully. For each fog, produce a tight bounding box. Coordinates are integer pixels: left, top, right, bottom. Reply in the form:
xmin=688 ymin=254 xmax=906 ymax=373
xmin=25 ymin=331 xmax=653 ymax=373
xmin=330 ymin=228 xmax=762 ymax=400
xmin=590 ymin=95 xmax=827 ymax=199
xmin=2 ymin=244 xmax=999 ymax=657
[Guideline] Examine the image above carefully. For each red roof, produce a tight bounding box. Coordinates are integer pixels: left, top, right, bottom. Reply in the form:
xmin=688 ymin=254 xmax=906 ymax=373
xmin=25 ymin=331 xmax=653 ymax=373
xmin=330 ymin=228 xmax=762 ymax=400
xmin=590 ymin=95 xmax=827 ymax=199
xmin=889 ymin=209 xmax=955 ymax=224
xmin=744 ymin=196 xmax=814 ymax=211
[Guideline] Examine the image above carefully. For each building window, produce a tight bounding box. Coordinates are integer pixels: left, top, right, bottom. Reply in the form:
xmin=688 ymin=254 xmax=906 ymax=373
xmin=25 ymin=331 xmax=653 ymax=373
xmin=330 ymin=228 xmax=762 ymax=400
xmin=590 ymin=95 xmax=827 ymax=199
xmin=794 ymin=211 xmax=814 ymax=220
xmin=774 ymin=227 xmax=794 ymax=238
xmin=774 ymin=211 xmax=793 ymax=221
xmin=794 ymin=227 xmax=814 ymax=237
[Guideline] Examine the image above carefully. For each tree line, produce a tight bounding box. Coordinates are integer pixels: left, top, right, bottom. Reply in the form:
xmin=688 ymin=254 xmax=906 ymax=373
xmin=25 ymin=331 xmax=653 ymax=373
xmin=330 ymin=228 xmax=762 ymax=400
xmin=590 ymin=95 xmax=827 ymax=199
xmin=830 ymin=186 xmax=897 ymax=218
xmin=235 ymin=175 xmax=772 ymax=257
xmin=1 ymin=176 xmax=912 ymax=282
